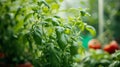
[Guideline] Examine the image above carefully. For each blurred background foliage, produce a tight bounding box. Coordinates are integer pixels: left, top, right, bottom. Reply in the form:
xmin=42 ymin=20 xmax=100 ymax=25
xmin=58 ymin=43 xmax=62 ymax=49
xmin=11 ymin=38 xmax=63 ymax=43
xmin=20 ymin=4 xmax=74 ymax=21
xmin=103 ymin=0 xmax=120 ymax=43
xmin=59 ymin=0 xmax=120 ymax=46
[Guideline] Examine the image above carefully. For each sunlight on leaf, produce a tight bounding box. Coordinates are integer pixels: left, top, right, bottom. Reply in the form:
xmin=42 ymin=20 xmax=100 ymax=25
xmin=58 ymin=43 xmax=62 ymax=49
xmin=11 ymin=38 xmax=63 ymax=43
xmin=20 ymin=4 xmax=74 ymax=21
xmin=86 ymin=25 xmax=96 ymax=36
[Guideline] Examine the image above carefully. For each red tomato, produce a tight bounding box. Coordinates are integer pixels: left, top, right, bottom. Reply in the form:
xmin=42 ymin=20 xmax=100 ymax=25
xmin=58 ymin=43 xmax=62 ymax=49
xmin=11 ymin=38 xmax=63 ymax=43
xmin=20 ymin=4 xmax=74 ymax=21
xmin=103 ymin=44 xmax=112 ymax=53
xmin=88 ymin=39 xmax=101 ymax=50
xmin=104 ymin=40 xmax=119 ymax=54
xmin=0 ymin=53 xmax=5 ymax=58
xmin=110 ymin=41 xmax=119 ymax=50
xmin=16 ymin=62 xmax=33 ymax=67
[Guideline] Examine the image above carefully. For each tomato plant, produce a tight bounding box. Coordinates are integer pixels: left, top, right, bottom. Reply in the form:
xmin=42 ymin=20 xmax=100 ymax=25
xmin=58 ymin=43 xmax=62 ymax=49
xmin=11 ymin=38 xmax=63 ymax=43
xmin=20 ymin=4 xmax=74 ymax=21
xmin=0 ymin=0 xmax=95 ymax=67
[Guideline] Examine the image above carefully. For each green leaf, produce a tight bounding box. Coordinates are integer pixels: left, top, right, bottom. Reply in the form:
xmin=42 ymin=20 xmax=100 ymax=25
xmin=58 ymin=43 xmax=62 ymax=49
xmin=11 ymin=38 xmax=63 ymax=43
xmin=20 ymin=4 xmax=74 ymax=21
xmin=45 ymin=0 xmax=54 ymax=3
xmin=26 ymin=33 xmax=33 ymax=51
xmin=24 ymin=13 xmax=33 ymax=22
xmin=112 ymin=50 xmax=120 ymax=60
xmin=14 ymin=7 xmax=22 ymax=18
xmin=45 ymin=43 xmax=61 ymax=67
xmin=79 ymin=22 xmax=85 ymax=31
xmin=45 ymin=18 xmax=60 ymax=26
xmin=52 ymin=18 xmax=60 ymax=26
xmin=56 ymin=27 xmax=67 ymax=50
xmin=42 ymin=0 xmax=50 ymax=8
xmin=70 ymin=41 xmax=79 ymax=55
xmin=109 ymin=61 xmax=120 ymax=67
xmin=42 ymin=6 xmax=49 ymax=13
xmin=80 ymin=11 xmax=86 ymax=16
xmin=51 ymin=3 xmax=60 ymax=10
xmin=100 ymin=59 xmax=111 ymax=66
xmin=32 ymin=27 xmax=42 ymax=45
xmin=37 ymin=1 xmax=43 ymax=6
xmin=86 ymin=25 xmax=96 ymax=36
xmin=59 ymin=0 xmax=63 ymax=2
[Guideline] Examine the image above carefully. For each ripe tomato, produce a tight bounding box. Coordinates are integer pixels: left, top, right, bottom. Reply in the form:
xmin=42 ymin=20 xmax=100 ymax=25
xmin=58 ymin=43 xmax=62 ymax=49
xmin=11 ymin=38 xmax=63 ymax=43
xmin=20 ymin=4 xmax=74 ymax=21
xmin=104 ymin=40 xmax=119 ymax=54
xmin=0 ymin=53 xmax=4 ymax=58
xmin=103 ymin=44 xmax=112 ymax=53
xmin=88 ymin=39 xmax=101 ymax=50
xmin=16 ymin=62 xmax=33 ymax=67
xmin=110 ymin=41 xmax=119 ymax=50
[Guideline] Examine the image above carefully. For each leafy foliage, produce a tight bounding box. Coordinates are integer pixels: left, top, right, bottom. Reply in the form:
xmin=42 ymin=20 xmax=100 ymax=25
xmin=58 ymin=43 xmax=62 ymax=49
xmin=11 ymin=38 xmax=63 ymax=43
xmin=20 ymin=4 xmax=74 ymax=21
xmin=0 ymin=0 xmax=95 ymax=67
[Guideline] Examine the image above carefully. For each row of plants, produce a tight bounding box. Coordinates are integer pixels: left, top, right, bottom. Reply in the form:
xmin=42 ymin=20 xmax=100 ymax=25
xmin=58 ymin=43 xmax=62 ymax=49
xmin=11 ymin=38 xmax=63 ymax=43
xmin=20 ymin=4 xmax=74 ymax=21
xmin=75 ymin=39 xmax=120 ymax=67
xmin=0 ymin=0 xmax=95 ymax=67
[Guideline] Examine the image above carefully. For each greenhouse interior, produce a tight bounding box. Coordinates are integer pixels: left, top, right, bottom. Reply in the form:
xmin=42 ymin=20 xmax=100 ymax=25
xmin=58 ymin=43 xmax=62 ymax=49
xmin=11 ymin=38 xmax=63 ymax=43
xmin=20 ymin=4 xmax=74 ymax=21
xmin=0 ymin=0 xmax=120 ymax=67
